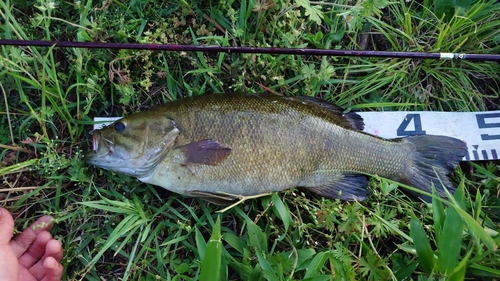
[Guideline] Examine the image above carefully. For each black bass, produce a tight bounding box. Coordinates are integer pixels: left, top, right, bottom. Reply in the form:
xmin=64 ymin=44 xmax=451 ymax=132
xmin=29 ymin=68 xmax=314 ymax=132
xmin=85 ymin=94 xmax=467 ymax=204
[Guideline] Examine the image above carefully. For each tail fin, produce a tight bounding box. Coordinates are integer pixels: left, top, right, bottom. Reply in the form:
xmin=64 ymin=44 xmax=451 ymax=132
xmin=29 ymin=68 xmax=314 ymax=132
xmin=402 ymin=135 xmax=467 ymax=201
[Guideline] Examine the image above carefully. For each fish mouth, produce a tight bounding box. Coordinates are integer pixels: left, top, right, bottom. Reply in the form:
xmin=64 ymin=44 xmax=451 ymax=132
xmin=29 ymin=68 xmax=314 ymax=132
xmin=85 ymin=130 xmax=158 ymax=177
xmin=85 ymin=131 xmax=113 ymax=163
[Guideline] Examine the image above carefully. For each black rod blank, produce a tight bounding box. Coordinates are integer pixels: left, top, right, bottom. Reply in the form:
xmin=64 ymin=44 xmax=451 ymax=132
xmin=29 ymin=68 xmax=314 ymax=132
xmin=1 ymin=39 xmax=499 ymax=61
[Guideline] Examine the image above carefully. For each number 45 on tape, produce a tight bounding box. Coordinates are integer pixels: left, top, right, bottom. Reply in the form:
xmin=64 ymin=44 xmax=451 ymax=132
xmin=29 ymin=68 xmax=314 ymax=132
xmin=358 ymin=111 xmax=500 ymax=161
xmin=93 ymin=111 xmax=500 ymax=162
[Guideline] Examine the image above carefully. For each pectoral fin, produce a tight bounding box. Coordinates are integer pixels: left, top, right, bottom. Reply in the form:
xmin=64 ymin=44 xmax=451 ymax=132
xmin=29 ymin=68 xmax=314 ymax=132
xmin=186 ymin=190 xmax=238 ymax=205
xmin=302 ymin=174 xmax=368 ymax=201
xmin=177 ymin=139 xmax=232 ymax=166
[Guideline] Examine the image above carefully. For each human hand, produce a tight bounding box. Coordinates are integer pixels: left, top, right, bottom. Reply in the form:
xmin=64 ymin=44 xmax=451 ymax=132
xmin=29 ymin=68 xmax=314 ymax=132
xmin=0 ymin=208 xmax=63 ymax=281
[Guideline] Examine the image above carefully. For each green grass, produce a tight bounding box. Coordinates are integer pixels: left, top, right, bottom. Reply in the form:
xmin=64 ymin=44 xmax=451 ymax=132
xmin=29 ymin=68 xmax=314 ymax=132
xmin=1 ymin=0 xmax=500 ymax=280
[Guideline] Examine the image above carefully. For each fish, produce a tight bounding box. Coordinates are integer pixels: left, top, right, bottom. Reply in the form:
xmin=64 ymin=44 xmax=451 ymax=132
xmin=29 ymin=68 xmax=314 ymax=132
xmin=85 ymin=93 xmax=467 ymax=205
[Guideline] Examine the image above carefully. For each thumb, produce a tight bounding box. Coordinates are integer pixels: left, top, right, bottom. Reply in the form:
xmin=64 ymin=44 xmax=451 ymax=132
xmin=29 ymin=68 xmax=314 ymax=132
xmin=0 ymin=208 xmax=15 ymax=245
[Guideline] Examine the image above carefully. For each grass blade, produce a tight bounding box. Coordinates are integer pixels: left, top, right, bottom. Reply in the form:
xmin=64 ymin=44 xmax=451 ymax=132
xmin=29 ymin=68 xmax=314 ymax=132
xmin=195 ymin=226 xmax=207 ymax=259
xmin=271 ymin=193 xmax=291 ymax=232
xmin=257 ymin=252 xmax=280 ymax=281
xmin=432 ymin=186 xmax=446 ymax=244
xmin=246 ymin=219 xmax=267 ymax=254
xmin=303 ymin=251 xmax=330 ymax=278
xmin=410 ymin=214 xmax=436 ymax=274
xmin=199 ymin=215 xmax=226 ymax=281
xmin=437 ymin=183 xmax=464 ymax=275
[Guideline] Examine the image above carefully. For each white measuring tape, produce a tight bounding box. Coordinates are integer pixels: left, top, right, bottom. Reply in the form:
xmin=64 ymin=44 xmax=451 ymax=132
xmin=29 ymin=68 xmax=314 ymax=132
xmin=94 ymin=110 xmax=500 ymax=161
xmin=358 ymin=111 xmax=500 ymax=161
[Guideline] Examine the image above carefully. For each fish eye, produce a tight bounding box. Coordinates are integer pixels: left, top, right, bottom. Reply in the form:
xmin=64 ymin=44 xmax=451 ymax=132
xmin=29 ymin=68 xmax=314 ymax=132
xmin=114 ymin=121 xmax=126 ymax=132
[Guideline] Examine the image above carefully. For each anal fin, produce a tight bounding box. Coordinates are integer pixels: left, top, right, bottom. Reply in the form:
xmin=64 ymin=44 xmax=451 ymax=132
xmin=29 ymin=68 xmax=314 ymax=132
xmin=301 ymin=174 xmax=368 ymax=201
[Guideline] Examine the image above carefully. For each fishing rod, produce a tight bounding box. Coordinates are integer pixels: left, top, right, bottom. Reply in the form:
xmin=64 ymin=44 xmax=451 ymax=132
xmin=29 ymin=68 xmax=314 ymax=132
xmin=1 ymin=39 xmax=500 ymax=61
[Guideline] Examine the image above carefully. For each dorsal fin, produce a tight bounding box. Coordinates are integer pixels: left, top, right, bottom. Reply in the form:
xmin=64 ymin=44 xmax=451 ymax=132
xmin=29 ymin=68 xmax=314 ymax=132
xmin=292 ymin=96 xmax=365 ymax=130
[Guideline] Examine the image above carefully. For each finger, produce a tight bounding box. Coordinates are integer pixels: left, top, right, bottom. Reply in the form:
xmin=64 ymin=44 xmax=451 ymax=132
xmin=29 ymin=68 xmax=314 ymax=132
xmin=46 ymin=239 xmax=63 ymax=263
xmin=17 ymin=231 xmax=53 ymax=268
xmin=9 ymin=215 xmax=54 ymax=258
xmin=28 ymin=239 xmax=64 ymax=280
xmin=0 ymin=209 xmax=18 ymax=281
xmin=0 ymin=208 xmax=15 ymax=244
xmin=43 ymin=257 xmax=64 ymax=281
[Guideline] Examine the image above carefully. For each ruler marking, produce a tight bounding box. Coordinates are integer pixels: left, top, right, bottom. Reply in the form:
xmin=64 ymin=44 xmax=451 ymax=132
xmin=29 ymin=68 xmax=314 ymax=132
xmin=396 ymin=114 xmax=426 ymax=136
xmin=472 ymin=145 xmax=479 ymax=160
xmin=477 ymin=113 xmax=500 ymax=141
xmin=492 ymin=149 xmax=498 ymax=159
xmin=476 ymin=113 xmax=500 ymax=128
xmin=481 ymin=150 xmax=489 ymax=160
xmin=480 ymin=134 xmax=500 ymax=141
